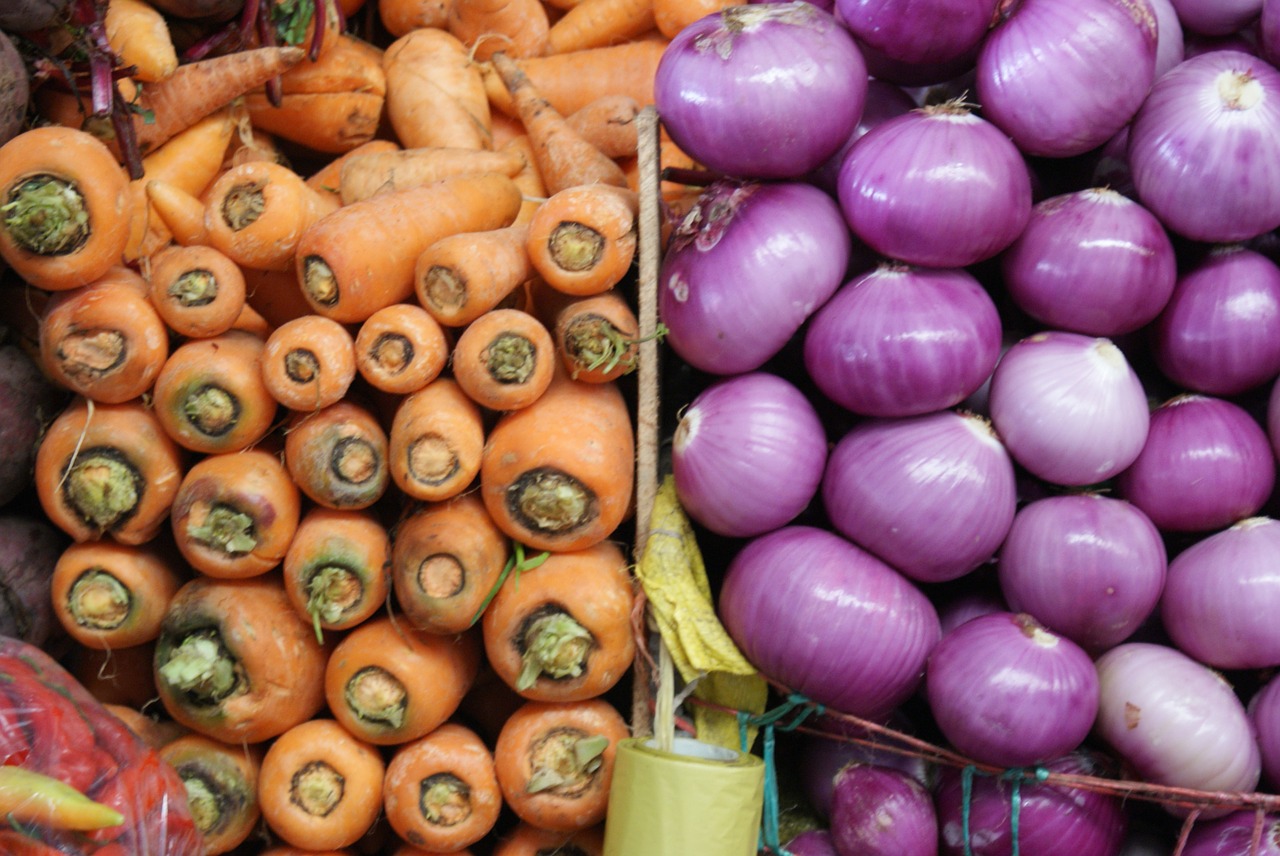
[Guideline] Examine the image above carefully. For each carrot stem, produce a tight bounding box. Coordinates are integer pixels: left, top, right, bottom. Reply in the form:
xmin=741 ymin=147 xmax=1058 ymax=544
xmin=62 ymin=452 xmax=141 ymax=531
xmin=469 ymin=542 xmax=548 ymax=627
xmin=346 ymin=667 xmax=408 ymax=729
xmin=517 ymin=610 xmax=592 ymax=691
xmin=64 ymin=571 xmax=130 ymax=632
xmin=305 ymin=564 xmax=363 ymax=642
xmin=157 ymin=632 xmax=240 ymax=702
xmin=524 ymin=732 xmax=608 ymax=794
xmin=185 ymin=504 xmax=259 ymax=556
xmin=1 ymin=176 xmax=91 ymax=256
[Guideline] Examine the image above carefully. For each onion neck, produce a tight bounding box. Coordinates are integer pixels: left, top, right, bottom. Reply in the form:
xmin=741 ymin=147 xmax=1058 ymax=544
xmin=1015 ymin=613 xmax=1058 ymax=647
xmin=1217 ymin=69 xmax=1263 ymax=111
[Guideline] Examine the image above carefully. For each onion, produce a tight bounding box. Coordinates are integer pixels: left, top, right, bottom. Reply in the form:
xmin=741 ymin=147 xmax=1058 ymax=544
xmin=653 ymin=2 xmax=868 ymax=179
xmin=1115 ymin=395 xmax=1275 ymax=533
xmin=987 ymin=331 xmax=1150 ymax=487
xmin=829 ymin=764 xmax=938 ymax=856
xmin=1151 ymin=245 xmax=1280 ymax=397
xmin=1250 ymin=673 xmax=1280 ymax=789
xmin=1182 ymin=812 xmax=1280 ymax=856
xmin=1169 ymin=0 xmax=1262 ymax=37
xmin=1149 ymin=0 xmax=1185 ymax=78
xmin=671 ymin=372 xmax=827 ymax=538
xmin=975 ymin=0 xmax=1158 ymax=158
xmin=1269 ymin=374 xmax=1280 ymax=460
xmin=999 ymin=188 xmax=1177 ymax=337
xmin=784 ymin=830 xmax=839 ymax=856
xmin=1129 ymin=50 xmax=1280 ymax=243
xmin=937 ymin=588 xmax=1008 ymax=637
xmin=799 ymin=712 xmax=932 ymax=818
xmin=997 ymin=494 xmax=1167 ymax=653
xmin=1094 ymin=642 xmax=1261 ymax=803
xmin=835 ymin=101 xmax=1033 ymax=268
xmin=718 ymin=525 xmax=941 ymax=719
xmin=658 ymin=179 xmax=851 ymax=376
xmin=1265 ymin=0 xmax=1280 ymax=68
xmin=808 ymin=78 xmax=918 ymax=194
xmin=834 ymin=0 xmax=995 ymax=86
xmin=821 ymin=410 xmax=1018 ymax=583
xmin=802 ymin=264 xmax=1002 ymax=418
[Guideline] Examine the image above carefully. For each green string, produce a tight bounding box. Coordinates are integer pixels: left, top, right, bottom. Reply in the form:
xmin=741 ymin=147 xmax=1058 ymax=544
xmin=960 ymin=765 xmax=1051 ymax=856
xmin=735 ymin=693 xmax=825 ymax=856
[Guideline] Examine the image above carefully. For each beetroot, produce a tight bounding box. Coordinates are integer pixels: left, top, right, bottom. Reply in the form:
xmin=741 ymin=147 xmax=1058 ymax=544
xmin=0 ymin=343 xmax=65 ymax=508
xmin=0 ymin=514 xmax=65 ymax=648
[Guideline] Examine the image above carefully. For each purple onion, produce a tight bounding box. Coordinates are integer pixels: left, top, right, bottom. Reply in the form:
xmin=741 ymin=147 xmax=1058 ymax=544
xmin=829 ymin=764 xmax=938 ymax=856
xmin=834 ymin=0 xmax=995 ymax=86
xmin=821 ymin=411 xmax=1018 ymax=583
xmin=1151 ymin=245 xmax=1280 ymax=396
xmin=784 ymin=830 xmax=840 ymax=856
xmin=975 ymin=0 xmax=1158 ymax=158
xmin=836 ymin=101 xmax=1033 ymax=268
xmin=997 ymin=494 xmax=1167 ymax=653
xmin=1250 ymin=674 xmax=1280 ymax=789
xmin=987 ymin=331 xmax=1150 ymax=487
xmin=802 ymin=264 xmax=1002 ymax=418
xmin=1181 ymin=811 xmax=1280 ymax=856
xmin=809 ymin=78 xmax=918 ymax=194
xmin=937 ymin=589 xmax=1008 ymax=637
xmin=653 ymin=2 xmax=868 ymax=179
xmin=671 ymin=372 xmax=827 ymax=538
xmin=1265 ymin=0 xmax=1280 ymax=67
xmin=1129 ymin=50 xmax=1280 ymax=243
xmin=658 ymin=179 xmax=851 ymax=376
xmin=718 ymin=525 xmax=941 ymax=719
xmin=1170 ymin=0 xmax=1262 ymax=36
xmin=799 ymin=713 xmax=932 ymax=818
xmin=1149 ymin=0 xmax=1185 ymax=78
xmin=999 ymin=188 xmax=1177 ymax=337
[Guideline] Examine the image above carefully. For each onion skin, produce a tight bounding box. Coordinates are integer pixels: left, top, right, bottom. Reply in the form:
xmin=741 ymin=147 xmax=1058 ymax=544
xmin=1250 ymin=674 xmax=1280 ymax=790
xmin=1148 ymin=0 xmax=1185 ymax=78
xmin=784 ymin=830 xmax=839 ymax=856
xmin=1181 ymin=811 xmax=1280 ymax=856
xmin=808 ymin=78 xmax=918 ymax=194
xmin=834 ymin=0 xmax=996 ymax=87
xmin=1170 ymin=0 xmax=1263 ymax=37
xmin=829 ymin=764 xmax=938 ymax=856
xmin=718 ymin=525 xmax=941 ymax=720
xmin=799 ymin=712 xmax=932 ymax=818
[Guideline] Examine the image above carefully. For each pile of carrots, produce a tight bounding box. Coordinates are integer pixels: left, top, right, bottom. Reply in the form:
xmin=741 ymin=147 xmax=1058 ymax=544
xmin=0 ymin=0 xmax=733 ymax=851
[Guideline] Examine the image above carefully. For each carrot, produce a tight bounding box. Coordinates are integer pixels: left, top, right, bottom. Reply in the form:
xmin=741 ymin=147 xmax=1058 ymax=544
xmin=480 ymin=39 xmax=666 ymax=118
xmin=414 ymin=224 xmax=534 ymax=328
xmin=296 ymin=172 xmax=523 ymax=323
xmin=151 ymin=330 xmax=279 ymax=454
xmin=451 ymin=307 xmax=556 ymax=411
xmin=50 ymin=538 xmax=187 ymax=650
xmin=489 ymin=52 xmax=629 ymax=194
xmin=103 ymin=703 xmax=188 ymax=748
xmin=169 ymin=448 xmax=301 ymax=579
xmin=492 ymin=822 xmax=606 ymax=856
xmin=388 ymin=377 xmax=486 ymax=502
xmin=244 ymin=266 xmax=314 ymax=329
xmin=391 ymin=846 xmax=475 ymax=856
xmin=146 ymin=244 xmax=247 ymax=339
xmin=324 ymin=615 xmax=482 ymax=745
xmin=261 ymin=315 xmax=357 ymax=411
xmin=543 ymin=288 xmax=642 ymax=383
xmin=390 ymin=493 xmax=511 ymax=636
xmin=546 ymin=0 xmax=655 ymax=54
xmin=283 ymin=507 xmax=391 ymax=640
xmin=158 ymin=733 xmax=264 ymax=856
xmin=565 ymin=94 xmax=641 ymax=160
xmin=144 ymin=178 xmax=209 ymax=247
xmin=307 ymin=139 xmax=400 ymax=203
xmin=379 ymin=0 xmax=452 ymax=36
xmin=492 ymin=698 xmax=629 ymax=832
xmin=447 ymin=0 xmax=550 ymax=60
xmin=258 ymin=718 xmax=386 ymax=851
xmin=38 ymin=267 xmax=170 ymax=404
xmin=353 ymin=303 xmax=449 ymax=395
xmin=525 ymin=183 xmax=637 ymax=296
xmin=67 ymin=641 xmax=159 ymax=709
xmin=105 ymin=0 xmax=178 ymax=83
xmin=154 ymin=572 xmax=331 ymax=743
xmin=480 ymin=368 xmax=634 ymax=552
xmin=0 ymin=126 xmax=132 ymax=291
xmin=383 ymin=722 xmax=502 ymax=852
xmin=501 ymin=135 xmax=548 ymax=225
xmin=383 ymin=27 xmax=493 ymax=151
xmin=653 ymin=0 xmax=735 ymax=37
xmin=337 ymin=146 xmax=527 ymax=205
xmin=34 ymin=396 xmax=185 ymax=546
xmin=230 ymin=302 xmax=274 ymax=338
xmin=283 ymin=399 xmax=391 ymax=510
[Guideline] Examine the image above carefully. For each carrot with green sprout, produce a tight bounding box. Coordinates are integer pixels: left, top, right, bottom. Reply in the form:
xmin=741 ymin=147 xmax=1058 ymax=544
xmin=542 ymin=287 xmax=643 ymax=383
xmin=283 ymin=507 xmax=391 ymax=640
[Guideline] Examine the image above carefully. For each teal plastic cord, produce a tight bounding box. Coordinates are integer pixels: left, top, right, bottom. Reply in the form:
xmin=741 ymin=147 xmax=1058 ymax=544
xmin=736 ymin=693 xmax=825 ymax=855
xmin=960 ymin=765 xmax=1051 ymax=856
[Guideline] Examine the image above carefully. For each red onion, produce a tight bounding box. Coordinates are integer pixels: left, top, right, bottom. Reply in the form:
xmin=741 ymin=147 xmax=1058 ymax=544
xmin=820 ymin=410 xmax=1018 ymax=583
xmin=829 ymin=764 xmax=938 ymax=856
xmin=997 ymin=494 xmax=1167 ymax=653
xmin=1151 ymin=245 xmax=1280 ymax=397
xmin=1129 ymin=50 xmax=1280 ymax=242
xmin=799 ymin=712 xmax=932 ymax=818
xmin=653 ymin=2 xmax=868 ymax=179
xmin=999 ymin=188 xmax=1177 ymax=337
xmin=1149 ymin=0 xmax=1185 ymax=78
xmin=809 ymin=78 xmax=918 ymax=194
xmin=937 ymin=588 xmax=1008 ymax=637
xmin=1094 ymin=642 xmax=1261 ymax=802
xmin=975 ymin=0 xmax=1158 ymax=158
xmin=658 ymin=179 xmax=851 ymax=376
xmin=987 ymin=332 xmax=1150 ymax=487
xmin=1169 ymin=0 xmax=1262 ymax=37
xmin=1115 ymin=395 xmax=1275 ymax=533
xmin=834 ymin=0 xmax=996 ymax=86
xmin=1250 ymin=673 xmax=1280 ymax=789
xmin=1183 ymin=812 xmax=1280 ymax=856
xmin=1265 ymin=0 xmax=1280 ymax=67
xmin=671 ymin=372 xmax=828 ymax=538
xmin=835 ymin=101 xmax=1033 ymax=268
xmin=802 ymin=264 xmax=1002 ymax=418
xmin=718 ymin=525 xmax=941 ymax=719
xmin=784 ymin=830 xmax=839 ymax=856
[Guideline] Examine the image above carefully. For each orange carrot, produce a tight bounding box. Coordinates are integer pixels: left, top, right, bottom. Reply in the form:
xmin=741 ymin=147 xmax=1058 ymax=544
xmin=414 ymin=224 xmax=534 ymax=328
xmin=451 ymin=307 xmax=557 ymax=411
xmin=501 ymin=135 xmax=548 ymax=225
xmin=353 ymin=303 xmax=450 ymax=394
xmin=261 ymin=315 xmax=357 ymax=411
xmin=34 ymin=396 xmax=185 ymax=546
xmin=103 ymin=703 xmax=188 ymax=748
xmin=379 ymin=0 xmax=452 ymax=36
xmin=383 ymin=27 xmax=492 ymax=150
xmin=526 ymin=183 xmax=637 ymax=296
xmin=258 ymin=718 xmax=386 ymax=851
xmin=146 ymin=243 xmax=247 ymax=338
xmin=283 ymin=507 xmax=391 ymax=640
xmin=546 ymin=0 xmax=655 ymax=54
xmin=295 ymin=171 xmax=523 ymax=323
xmin=283 ymin=399 xmax=391 ymax=510
xmin=544 ymin=288 xmax=642 ymax=383
xmin=67 ymin=641 xmax=159 ymax=709
xmin=324 ymin=615 xmax=482 ymax=745
xmin=653 ymin=0 xmax=735 ymax=38
xmin=0 ymin=126 xmax=132 ymax=291
xmin=388 ymin=377 xmax=485 ymax=502
xmin=492 ymin=698 xmax=629 ymax=832
xmin=490 ymin=51 xmax=628 ymax=194
xmin=447 ymin=0 xmax=550 ymax=60
xmin=169 ymin=448 xmax=302 ymax=578
xmin=480 ymin=39 xmax=666 ymax=118
xmin=230 ymin=301 xmax=273 ymax=338
xmin=492 ymin=822 xmax=606 ymax=856
xmin=306 ymin=139 xmax=400 ymax=204
xmin=145 ymin=178 xmax=209 ymax=246
xmin=243 ymin=266 xmax=314 ymax=329
xmin=158 ymin=734 xmax=263 ymax=856
xmin=105 ymin=0 xmax=178 ymax=83
xmin=337 ymin=146 xmax=527 ymax=205
xmin=383 ymin=722 xmax=502 ymax=852
xmin=566 ymin=94 xmax=641 ymax=159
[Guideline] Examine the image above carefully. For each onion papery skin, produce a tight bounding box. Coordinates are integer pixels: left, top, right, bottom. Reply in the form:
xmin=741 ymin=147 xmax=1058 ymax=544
xmin=1151 ymin=245 xmax=1280 ymax=397
xmin=835 ymin=103 xmax=1033 ymax=268
xmin=975 ymin=0 xmax=1158 ymax=158
xmin=1129 ymin=50 xmax=1280 ymax=243
xmin=718 ymin=525 xmax=941 ymax=719
xmin=1161 ymin=517 xmax=1280 ymax=670
xmin=784 ymin=830 xmax=840 ymax=856
xmin=1250 ymin=674 xmax=1280 ymax=789
xmin=999 ymin=188 xmax=1177 ymax=337
xmin=997 ymin=494 xmax=1167 ymax=653
xmin=821 ymin=411 xmax=1018 ymax=583
xmin=1094 ymin=642 xmax=1262 ymax=803
xmin=1170 ymin=0 xmax=1263 ymax=37
xmin=987 ymin=331 xmax=1150 ymax=487
xmin=658 ymin=179 xmax=851 ymax=376
xmin=925 ymin=612 xmax=1099 ymax=767
xmin=653 ymin=1 xmax=868 ymax=179
xmin=1182 ymin=811 xmax=1280 ymax=856
xmin=935 ymin=751 xmax=1129 ymax=856
xmin=1115 ymin=395 xmax=1275 ymax=533
xmin=834 ymin=0 xmax=995 ymax=86
xmin=671 ymin=372 xmax=828 ymax=538
xmin=802 ymin=264 xmax=1002 ymax=418
xmin=829 ymin=764 xmax=938 ymax=856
